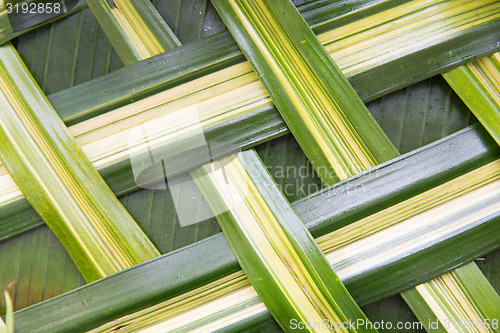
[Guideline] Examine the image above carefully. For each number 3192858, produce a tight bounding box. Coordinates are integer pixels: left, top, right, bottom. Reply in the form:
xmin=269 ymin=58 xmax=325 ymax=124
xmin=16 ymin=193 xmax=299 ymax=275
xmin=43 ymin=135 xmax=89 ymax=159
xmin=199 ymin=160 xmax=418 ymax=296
xmin=6 ymin=2 xmax=62 ymax=14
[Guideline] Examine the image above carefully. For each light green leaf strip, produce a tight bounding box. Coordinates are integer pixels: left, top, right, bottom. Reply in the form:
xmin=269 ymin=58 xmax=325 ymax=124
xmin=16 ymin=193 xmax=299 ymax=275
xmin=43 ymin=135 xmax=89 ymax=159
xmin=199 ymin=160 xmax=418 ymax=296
xmin=85 ymin=0 xmax=181 ymax=66
xmin=0 ymin=2 xmax=12 ymax=43
xmin=403 ymin=263 xmax=500 ymax=333
xmin=318 ymin=159 xmax=500 ymax=259
xmin=0 ymin=43 xmax=159 ymax=282
xmin=191 ymin=150 xmax=376 ymax=333
xmin=88 ymin=270 xmax=260 ymax=333
xmin=443 ymin=53 xmax=500 ymax=146
xmin=211 ymin=0 xmax=399 ymax=186
xmin=401 ymin=289 xmax=449 ymax=333
xmin=323 ymin=0 xmax=500 ymax=79
xmin=0 ymin=291 xmax=13 ymax=333
xmin=4 ymin=292 xmax=12 ymax=333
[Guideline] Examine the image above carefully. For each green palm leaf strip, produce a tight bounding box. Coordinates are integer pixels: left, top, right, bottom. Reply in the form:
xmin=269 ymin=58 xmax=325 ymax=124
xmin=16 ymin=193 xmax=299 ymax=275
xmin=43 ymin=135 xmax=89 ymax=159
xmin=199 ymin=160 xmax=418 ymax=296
xmin=0 ymin=292 xmax=13 ymax=333
xmin=85 ymin=0 xmax=181 ymax=66
xmin=0 ymin=42 xmax=159 ymax=282
xmin=325 ymin=160 xmax=500 ymax=333
xmin=84 ymin=156 xmax=500 ymax=333
xmin=0 ymin=0 xmax=496 ymax=326
xmin=320 ymin=158 xmax=500 ymax=333
xmin=191 ymin=150 xmax=377 ymax=333
xmin=443 ymin=53 xmax=500 ymax=146
xmin=403 ymin=263 xmax=500 ymax=333
xmin=212 ymin=0 xmax=398 ymax=186
xmin=0 ymin=0 xmax=87 ymax=44
xmin=211 ymin=0 xmax=500 ymax=331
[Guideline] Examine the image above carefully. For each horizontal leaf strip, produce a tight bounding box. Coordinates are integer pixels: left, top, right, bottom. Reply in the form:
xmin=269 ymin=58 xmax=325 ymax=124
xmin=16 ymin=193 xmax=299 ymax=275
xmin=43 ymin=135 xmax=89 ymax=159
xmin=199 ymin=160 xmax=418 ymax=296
xmin=323 ymin=0 xmax=500 ymax=75
xmin=317 ymin=159 xmax=500 ymax=253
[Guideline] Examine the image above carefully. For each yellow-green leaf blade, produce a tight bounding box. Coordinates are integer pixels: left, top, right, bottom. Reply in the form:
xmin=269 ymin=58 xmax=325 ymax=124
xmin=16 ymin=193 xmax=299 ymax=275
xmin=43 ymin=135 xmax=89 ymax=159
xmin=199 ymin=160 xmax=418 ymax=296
xmin=0 ymin=291 xmax=13 ymax=333
xmin=211 ymin=0 xmax=399 ymax=186
xmin=192 ymin=150 xmax=377 ymax=333
xmin=85 ymin=0 xmax=181 ymax=66
xmin=0 ymin=42 xmax=159 ymax=282
xmin=443 ymin=53 xmax=500 ymax=146
xmin=403 ymin=263 xmax=500 ymax=333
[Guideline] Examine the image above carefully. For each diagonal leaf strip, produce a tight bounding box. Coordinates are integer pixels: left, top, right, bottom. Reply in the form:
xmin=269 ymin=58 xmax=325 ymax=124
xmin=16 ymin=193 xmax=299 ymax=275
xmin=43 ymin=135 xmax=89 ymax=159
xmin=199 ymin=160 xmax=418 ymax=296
xmin=0 ymin=0 xmax=498 ymax=326
xmin=85 ymin=0 xmax=181 ymax=65
xmin=1 ymin=0 xmax=499 ymax=244
xmin=443 ymin=52 xmax=500 ymax=146
xmin=192 ymin=151 xmax=377 ymax=332
xmin=199 ymin=0 xmax=390 ymax=328
xmin=0 ymin=42 xmax=159 ymax=282
xmin=212 ymin=0 xmax=398 ymax=185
